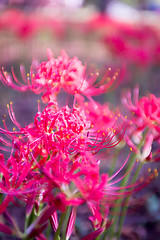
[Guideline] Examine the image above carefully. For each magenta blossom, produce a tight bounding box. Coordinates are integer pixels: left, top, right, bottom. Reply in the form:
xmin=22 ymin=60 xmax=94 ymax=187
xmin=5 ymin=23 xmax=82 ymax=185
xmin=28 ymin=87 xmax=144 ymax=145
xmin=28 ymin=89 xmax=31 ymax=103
xmin=0 ymin=49 xmax=121 ymax=103
xmin=122 ymin=87 xmax=160 ymax=161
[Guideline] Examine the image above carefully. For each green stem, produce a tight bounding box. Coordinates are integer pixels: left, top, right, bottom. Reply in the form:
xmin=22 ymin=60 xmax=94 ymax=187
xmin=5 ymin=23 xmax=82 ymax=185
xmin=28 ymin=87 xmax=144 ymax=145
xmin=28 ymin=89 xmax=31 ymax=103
xmin=100 ymin=149 xmax=121 ymax=240
xmin=116 ymin=161 xmax=143 ymax=240
xmin=25 ymin=207 xmax=35 ymax=233
xmin=61 ymin=207 xmax=71 ymax=240
xmin=0 ymin=193 xmax=2 ymax=204
xmin=54 ymin=211 xmax=66 ymax=240
xmin=108 ymin=152 xmax=137 ymax=240
xmin=115 ymin=129 xmax=149 ymax=240
xmin=109 ymin=128 xmax=149 ymax=240
xmin=46 ymin=223 xmax=52 ymax=239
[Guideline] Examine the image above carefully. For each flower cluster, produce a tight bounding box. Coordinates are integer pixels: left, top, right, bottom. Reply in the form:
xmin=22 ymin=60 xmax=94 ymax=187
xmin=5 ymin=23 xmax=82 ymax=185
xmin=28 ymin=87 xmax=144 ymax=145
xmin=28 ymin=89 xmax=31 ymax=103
xmin=122 ymin=86 xmax=160 ymax=161
xmin=0 ymin=50 xmax=159 ymax=240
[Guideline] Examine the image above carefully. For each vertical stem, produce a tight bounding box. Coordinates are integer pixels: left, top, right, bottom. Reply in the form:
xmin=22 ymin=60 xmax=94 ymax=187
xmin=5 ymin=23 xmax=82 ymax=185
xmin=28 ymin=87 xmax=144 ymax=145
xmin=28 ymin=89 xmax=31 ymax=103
xmin=54 ymin=211 xmax=66 ymax=240
xmin=24 ymin=208 xmax=35 ymax=234
xmin=61 ymin=207 xmax=71 ymax=240
xmin=110 ymin=129 xmax=149 ymax=240
xmin=115 ymin=129 xmax=149 ymax=239
xmin=0 ymin=193 xmax=2 ymax=204
xmin=108 ymin=152 xmax=137 ymax=240
xmin=46 ymin=223 xmax=52 ymax=239
xmin=116 ymin=161 xmax=143 ymax=240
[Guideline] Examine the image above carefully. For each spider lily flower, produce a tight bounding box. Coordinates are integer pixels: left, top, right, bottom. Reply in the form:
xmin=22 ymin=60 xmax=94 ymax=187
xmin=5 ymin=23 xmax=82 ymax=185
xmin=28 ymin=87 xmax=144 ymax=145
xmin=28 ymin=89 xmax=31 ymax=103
xmin=122 ymin=87 xmax=160 ymax=133
xmin=81 ymin=101 xmax=117 ymax=131
xmin=0 ymin=152 xmax=40 ymax=213
xmin=0 ymin=100 xmax=126 ymax=212
xmin=103 ymin=22 xmax=160 ymax=66
xmin=0 ymin=49 xmax=121 ymax=103
xmin=80 ymin=100 xmax=125 ymax=146
xmin=88 ymin=201 xmax=111 ymax=230
xmin=0 ymin=101 xmax=125 ymax=160
xmin=40 ymin=150 xmax=156 ymax=215
xmin=121 ymin=87 xmax=160 ymax=161
xmin=0 ymin=134 xmax=157 ymax=239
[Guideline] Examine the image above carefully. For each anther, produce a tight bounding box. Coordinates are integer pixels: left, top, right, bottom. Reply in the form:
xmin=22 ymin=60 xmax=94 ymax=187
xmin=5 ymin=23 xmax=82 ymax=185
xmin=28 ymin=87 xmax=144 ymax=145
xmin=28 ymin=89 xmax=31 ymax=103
xmin=114 ymin=72 xmax=119 ymax=77
xmin=154 ymin=169 xmax=158 ymax=177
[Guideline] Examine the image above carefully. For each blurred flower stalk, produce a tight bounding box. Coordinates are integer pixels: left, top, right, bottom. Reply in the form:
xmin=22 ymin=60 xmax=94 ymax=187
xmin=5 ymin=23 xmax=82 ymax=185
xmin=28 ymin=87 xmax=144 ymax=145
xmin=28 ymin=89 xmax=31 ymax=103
xmin=0 ymin=49 xmax=159 ymax=240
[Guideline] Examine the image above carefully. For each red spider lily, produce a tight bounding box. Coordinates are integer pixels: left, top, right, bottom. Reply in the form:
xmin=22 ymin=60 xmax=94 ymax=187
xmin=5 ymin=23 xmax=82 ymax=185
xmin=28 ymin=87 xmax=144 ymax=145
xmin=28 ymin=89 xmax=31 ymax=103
xmin=0 ymin=137 xmax=157 ymax=239
xmin=37 ymin=149 xmax=156 ymax=212
xmin=0 ymin=94 xmax=152 ymax=216
xmin=0 ymin=152 xmax=40 ymax=213
xmin=37 ymin=151 xmax=100 ymax=210
xmin=80 ymin=100 xmax=122 ymax=134
xmin=0 ymin=49 xmax=121 ymax=103
xmin=121 ymin=87 xmax=160 ymax=161
xmin=0 ymin=101 xmax=125 ymax=160
xmin=0 ymin=100 xmax=126 ymax=216
xmin=103 ymin=22 xmax=160 ymax=66
xmin=0 ymin=9 xmax=65 ymax=39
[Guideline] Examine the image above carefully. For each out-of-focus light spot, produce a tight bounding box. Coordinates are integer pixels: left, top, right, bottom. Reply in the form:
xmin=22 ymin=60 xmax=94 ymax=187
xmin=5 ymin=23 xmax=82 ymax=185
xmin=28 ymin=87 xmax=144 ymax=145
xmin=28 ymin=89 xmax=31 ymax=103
xmin=64 ymin=0 xmax=83 ymax=8
xmin=48 ymin=0 xmax=83 ymax=8
xmin=107 ymin=1 xmax=140 ymax=23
